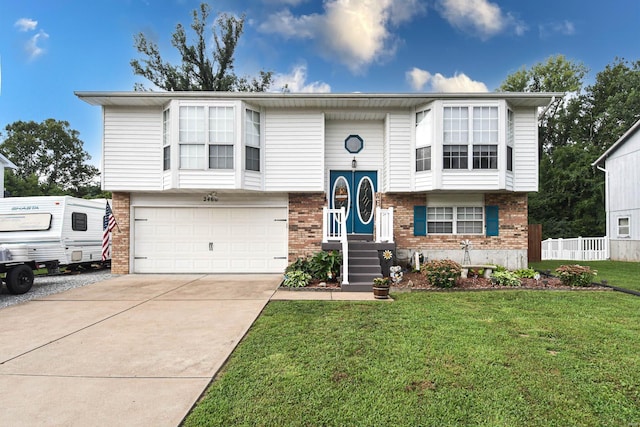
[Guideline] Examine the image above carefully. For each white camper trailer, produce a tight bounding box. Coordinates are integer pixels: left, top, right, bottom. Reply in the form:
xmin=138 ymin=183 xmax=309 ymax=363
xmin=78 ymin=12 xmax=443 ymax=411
xmin=0 ymin=196 xmax=110 ymax=294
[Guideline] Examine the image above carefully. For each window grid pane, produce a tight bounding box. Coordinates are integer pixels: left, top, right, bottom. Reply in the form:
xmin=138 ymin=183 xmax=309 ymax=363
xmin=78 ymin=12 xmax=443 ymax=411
xmin=507 ymin=146 xmax=513 ymax=172
xmin=179 ymin=144 xmax=205 ymax=169
xmin=209 ymin=107 xmax=234 ymax=143
xmin=246 ymin=146 xmax=260 ymax=171
xmin=427 ymin=207 xmax=483 ymax=235
xmin=416 ymin=146 xmax=431 ymax=172
xmin=245 ymin=109 xmax=260 ymax=147
xmin=443 ymin=145 xmax=468 ymax=169
xmin=163 ymin=109 xmax=170 ymax=146
xmin=209 ymin=144 xmax=234 ymax=169
xmin=163 ymin=146 xmax=170 ymax=171
xmin=443 ymin=107 xmax=468 ymax=144
xmin=473 ymin=106 xmax=498 ymax=143
xmin=179 ymin=106 xmax=205 ymax=143
xmin=473 ymin=144 xmax=498 ymax=169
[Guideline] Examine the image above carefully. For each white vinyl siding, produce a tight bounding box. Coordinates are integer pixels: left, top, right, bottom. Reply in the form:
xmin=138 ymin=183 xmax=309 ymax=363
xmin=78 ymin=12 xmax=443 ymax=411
xmin=325 ymin=120 xmax=384 ymax=188
xmin=264 ymin=111 xmax=324 ymax=191
xmin=512 ymin=107 xmax=538 ymax=191
xmin=385 ymin=112 xmax=412 ymax=192
xmin=103 ymin=106 xmax=163 ymax=191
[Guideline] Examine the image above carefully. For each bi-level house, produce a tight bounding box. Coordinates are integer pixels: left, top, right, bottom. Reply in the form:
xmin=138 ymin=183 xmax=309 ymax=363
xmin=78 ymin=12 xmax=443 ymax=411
xmin=77 ymin=91 xmax=558 ymax=290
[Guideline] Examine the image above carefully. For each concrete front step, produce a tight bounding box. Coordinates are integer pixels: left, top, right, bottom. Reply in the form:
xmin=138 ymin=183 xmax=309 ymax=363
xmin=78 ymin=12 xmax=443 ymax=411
xmin=341 ymin=283 xmax=374 ymax=292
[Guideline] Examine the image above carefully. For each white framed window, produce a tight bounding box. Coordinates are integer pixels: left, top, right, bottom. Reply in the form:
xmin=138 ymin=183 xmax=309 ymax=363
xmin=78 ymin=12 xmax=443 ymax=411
xmin=427 ymin=206 xmax=484 ymax=235
xmin=416 ymin=109 xmax=432 ymax=172
xmin=507 ymin=109 xmax=514 ymax=172
xmin=617 ymin=217 xmax=630 ymax=237
xmin=443 ymin=105 xmax=499 ymax=170
xmin=245 ymin=109 xmax=260 ymax=171
xmin=176 ymin=105 xmax=235 ymax=170
xmin=163 ymin=109 xmax=170 ymax=171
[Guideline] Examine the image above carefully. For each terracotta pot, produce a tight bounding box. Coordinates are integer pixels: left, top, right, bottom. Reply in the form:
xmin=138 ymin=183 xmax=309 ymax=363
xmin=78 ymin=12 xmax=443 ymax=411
xmin=372 ymin=286 xmax=390 ymax=299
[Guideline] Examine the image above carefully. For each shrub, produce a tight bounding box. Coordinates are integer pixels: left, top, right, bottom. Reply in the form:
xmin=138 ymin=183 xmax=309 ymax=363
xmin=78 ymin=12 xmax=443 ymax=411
xmin=283 ymin=270 xmax=312 ymax=288
xmin=285 ymin=250 xmax=343 ymax=282
xmin=285 ymin=257 xmax=313 ymax=275
xmin=514 ymin=268 xmax=537 ymax=279
xmin=555 ymin=264 xmax=597 ymax=287
xmin=492 ymin=270 xmax=521 ymax=287
xmin=421 ymin=259 xmax=461 ymax=288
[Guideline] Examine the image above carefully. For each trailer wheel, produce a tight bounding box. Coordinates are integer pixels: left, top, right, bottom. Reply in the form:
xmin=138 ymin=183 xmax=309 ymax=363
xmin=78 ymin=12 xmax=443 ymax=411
xmin=6 ymin=265 xmax=35 ymax=294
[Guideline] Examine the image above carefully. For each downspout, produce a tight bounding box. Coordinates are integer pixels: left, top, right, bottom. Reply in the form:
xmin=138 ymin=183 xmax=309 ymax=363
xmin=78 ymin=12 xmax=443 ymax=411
xmin=596 ymin=164 xmax=610 ymax=259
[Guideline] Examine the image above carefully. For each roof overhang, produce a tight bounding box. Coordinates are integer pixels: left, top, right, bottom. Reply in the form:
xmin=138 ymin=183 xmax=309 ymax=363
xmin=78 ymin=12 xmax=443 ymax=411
xmin=75 ymin=91 xmax=562 ymax=110
xmin=0 ymin=153 xmax=17 ymax=169
xmin=592 ymin=118 xmax=640 ymax=168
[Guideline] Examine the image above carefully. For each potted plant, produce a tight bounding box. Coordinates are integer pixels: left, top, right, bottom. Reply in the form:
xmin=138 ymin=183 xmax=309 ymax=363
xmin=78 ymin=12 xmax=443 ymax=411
xmin=372 ymin=277 xmax=391 ymax=299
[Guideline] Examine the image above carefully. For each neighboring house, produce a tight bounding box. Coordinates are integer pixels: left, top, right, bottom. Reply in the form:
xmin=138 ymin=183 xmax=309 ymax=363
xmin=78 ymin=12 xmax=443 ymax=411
xmin=76 ymin=91 xmax=557 ymax=287
xmin=593 ymin=119 xmax=640 ymax=261
xmin=0 ymin=153 xmax=18 ymax=197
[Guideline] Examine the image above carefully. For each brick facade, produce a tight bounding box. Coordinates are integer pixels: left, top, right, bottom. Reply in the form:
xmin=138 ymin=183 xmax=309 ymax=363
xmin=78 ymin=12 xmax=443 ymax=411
xmin=111 ymin=192 xmax=131 ymax=274
xmin=288 ymin=193 xmax=325 ymax=262
xmin=380 ymin=192 xmax=528 ymax=255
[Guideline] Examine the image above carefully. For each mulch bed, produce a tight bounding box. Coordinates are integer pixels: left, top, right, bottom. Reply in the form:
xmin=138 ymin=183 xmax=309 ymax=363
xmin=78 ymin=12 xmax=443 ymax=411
xmin=285 ymin=272 xmax=610 ymax=292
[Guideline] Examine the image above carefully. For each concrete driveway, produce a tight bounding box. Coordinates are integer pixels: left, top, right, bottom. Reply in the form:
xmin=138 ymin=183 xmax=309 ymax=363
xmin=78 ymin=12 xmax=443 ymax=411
xmin=0 ymin=274 xmax=282 ymax=426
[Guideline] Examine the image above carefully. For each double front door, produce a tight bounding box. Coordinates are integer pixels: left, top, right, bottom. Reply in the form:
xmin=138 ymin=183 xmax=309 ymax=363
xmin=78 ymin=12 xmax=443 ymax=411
xmin=330 ymin=171 xmax=377 ymax=234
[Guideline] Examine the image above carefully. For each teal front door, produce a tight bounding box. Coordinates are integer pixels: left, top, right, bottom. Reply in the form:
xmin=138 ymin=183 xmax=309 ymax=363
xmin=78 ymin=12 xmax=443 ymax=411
xmin=330 ymin=171 xmax=377 ymax=234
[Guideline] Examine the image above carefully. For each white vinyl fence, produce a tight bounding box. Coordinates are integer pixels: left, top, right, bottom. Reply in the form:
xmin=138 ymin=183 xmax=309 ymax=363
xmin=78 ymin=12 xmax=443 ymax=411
xmin=541 ymin=237 xmax=609 ymax=261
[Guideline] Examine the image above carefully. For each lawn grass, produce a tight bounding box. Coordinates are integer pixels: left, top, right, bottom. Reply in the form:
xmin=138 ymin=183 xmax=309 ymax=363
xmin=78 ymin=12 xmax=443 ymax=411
xmin=530 ymin=260 xmax=640 ymax=292
xmin=183 ymin=291 xmax=640 ymax=426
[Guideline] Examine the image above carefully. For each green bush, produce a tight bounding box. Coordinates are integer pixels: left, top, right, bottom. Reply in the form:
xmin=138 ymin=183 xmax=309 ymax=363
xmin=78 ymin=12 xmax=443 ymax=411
xmin=514 ymin=268 xmax=537 ymax=279
xmin=421 ymin=259 xmax=461 ymax=288
xmin=283 ymin=270 xmax=312 ymax=288
xmin=555 ymin=264 xmax=597 ymax=287
xmin=285 ymin=250 xmax=343 ymax=282
xmin=492 ymin=270 xmax=521 ymax=286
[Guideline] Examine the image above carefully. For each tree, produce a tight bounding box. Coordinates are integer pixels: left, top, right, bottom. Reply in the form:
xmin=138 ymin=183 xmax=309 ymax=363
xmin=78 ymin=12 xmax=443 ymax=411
xmin=500 ymin=56 xmax=640 ymax=239
xmin=131 ymin=2 xmax=273 ymax=91
xmin=0 ymin=119 xmax=100 ymax=197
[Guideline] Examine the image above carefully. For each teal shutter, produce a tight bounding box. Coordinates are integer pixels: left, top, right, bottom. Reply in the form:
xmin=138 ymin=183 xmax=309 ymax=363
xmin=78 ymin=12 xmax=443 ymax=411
xmin=414 ymin=206 xmax=427 ymax=236
xmin=486 ymin=205 xmax=499 ymax=236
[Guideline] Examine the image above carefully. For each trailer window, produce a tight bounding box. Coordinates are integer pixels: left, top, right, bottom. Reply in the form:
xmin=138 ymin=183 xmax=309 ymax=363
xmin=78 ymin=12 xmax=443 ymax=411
xmin=72 ymin=212 xmax=88 ymax=231
xmin=0 ymin=213 xmax=52 ymax=232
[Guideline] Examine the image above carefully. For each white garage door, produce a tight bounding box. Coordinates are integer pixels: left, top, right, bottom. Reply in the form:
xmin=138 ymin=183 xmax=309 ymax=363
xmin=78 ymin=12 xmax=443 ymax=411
xmin=133 ymin=207 xmax=288 ymax=273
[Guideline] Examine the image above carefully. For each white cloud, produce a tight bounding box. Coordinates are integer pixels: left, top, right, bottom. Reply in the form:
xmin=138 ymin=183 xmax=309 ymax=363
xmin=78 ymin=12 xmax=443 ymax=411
xmin=539 ymin=20 xmax=576 ymax=39
xmin=26 ymin=30 xmax=49 ymax=60
xmin=270 ymin=64 xmax=331 ymax=93
xmin=436 ymin=0 xmax=526 ymax=39
xmin=259 ymin=0 xmax=426 ymax=74
xmin=406 ymin=67 xmax=488 ymax=92
xmin=14 ymin=18 xmax=38 ymax=32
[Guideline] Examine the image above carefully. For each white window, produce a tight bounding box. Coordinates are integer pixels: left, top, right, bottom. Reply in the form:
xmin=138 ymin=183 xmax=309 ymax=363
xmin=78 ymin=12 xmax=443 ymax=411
xmin=245 ymin=109 xmax=260 ymax=171
xmin=176 ymin=105 xmax=235 ymax=170
xmin=507 ymin=109 xmax=514 ymax=172
xmin=427 ymin=206 xmax=484 ymax=235
xmin=416 ymin=109 xmax=432 ymax=172
xmin=443 ymin=105 xmax=499 ymax=170
xmin=618 ymin=217 xmax=630 ymax=237
xmin=163 ymin=109 xmax=170 ymax=171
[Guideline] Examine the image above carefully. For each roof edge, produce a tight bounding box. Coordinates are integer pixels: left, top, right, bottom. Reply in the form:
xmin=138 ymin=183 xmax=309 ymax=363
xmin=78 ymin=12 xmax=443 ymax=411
xmin=592 ymin=118 xmax=640 ymax=167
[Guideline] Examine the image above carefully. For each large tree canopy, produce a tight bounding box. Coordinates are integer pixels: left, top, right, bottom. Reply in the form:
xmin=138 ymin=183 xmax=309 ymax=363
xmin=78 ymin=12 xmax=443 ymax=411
xmin=0 ymin=119 xmax=100 ymax=197
xmin=131 ymin=2 xmax=272 ymax=91
xmin=500 ymin=56 xmax=640 ymax=238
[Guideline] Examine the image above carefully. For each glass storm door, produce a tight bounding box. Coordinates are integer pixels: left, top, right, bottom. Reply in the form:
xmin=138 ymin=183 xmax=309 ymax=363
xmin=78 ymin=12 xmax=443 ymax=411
xmin=330 ymin=171 xmax=377 ymax=234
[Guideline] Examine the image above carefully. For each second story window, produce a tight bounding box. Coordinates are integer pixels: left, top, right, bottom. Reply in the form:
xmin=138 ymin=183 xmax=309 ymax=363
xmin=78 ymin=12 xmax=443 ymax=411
xmin=443 ymin=105 xmax=499 ymax=170
xmin=178 ymin=105 xmax=235 ymax=170
xmin=163 ymin=109 xmax=170 ymax=171
xmin=416 ymin=109 xmax=432 ymax=172
xmin=245 ymin=109 xmax=260 ymax=172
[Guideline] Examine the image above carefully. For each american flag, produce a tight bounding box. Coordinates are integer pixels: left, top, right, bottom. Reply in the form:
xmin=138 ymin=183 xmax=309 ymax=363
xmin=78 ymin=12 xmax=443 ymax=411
xmin=102 ymin=201 xmax=117 ymax=261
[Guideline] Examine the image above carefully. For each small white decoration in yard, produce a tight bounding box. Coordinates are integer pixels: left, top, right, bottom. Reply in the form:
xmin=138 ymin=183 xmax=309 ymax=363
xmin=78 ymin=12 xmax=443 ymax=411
xmin=390 ymin=265 xmax=403 ymax=284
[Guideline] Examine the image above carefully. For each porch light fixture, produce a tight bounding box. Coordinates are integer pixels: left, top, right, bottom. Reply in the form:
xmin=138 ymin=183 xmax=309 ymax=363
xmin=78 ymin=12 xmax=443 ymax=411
xmin=351 ymin=157 xmax=357 ymax=170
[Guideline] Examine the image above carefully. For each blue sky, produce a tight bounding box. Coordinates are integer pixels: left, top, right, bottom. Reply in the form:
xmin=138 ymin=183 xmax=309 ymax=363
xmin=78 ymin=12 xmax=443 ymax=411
xmin=1 ymin=0 xmax=639 ymax=169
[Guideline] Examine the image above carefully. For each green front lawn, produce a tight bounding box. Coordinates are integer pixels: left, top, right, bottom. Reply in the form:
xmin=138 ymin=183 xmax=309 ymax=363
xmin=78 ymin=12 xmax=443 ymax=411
xmin=184 ymin=291 xmax=640 ymax=426
xmin=530 ymin=260 xmax=640 ymax=292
